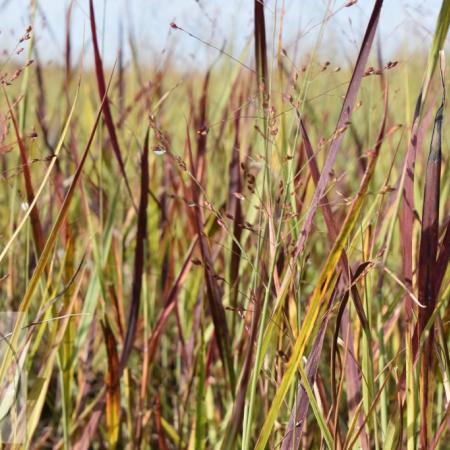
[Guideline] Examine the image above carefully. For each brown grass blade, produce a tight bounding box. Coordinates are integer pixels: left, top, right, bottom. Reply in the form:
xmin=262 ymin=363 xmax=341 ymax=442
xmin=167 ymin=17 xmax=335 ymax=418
xmin=154 ymin=394 xmax=169 ymax=450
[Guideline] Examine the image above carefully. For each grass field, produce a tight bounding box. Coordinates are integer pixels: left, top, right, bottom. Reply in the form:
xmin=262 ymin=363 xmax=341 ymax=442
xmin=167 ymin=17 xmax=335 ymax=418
xmin=0 ymin=0 xmax=450 ymax=448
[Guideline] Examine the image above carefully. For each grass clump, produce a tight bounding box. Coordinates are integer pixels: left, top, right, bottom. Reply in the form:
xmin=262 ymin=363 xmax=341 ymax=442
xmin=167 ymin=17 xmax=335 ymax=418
xmin=0 ymin=1 xmax=449 ymax=449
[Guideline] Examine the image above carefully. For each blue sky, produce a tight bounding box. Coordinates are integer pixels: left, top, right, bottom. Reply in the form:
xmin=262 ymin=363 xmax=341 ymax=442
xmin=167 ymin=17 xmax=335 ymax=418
xmin=0 ymin=1 xmax=444 ymax=69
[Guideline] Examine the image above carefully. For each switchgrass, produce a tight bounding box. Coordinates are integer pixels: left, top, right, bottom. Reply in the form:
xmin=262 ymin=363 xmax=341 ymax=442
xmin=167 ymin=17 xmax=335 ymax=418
xmin=0 ymin=0 xmax=449 ymax=449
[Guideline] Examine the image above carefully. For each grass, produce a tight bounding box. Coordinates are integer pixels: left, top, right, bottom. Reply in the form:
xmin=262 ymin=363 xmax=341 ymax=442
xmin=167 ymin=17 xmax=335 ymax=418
xmin=0 ymin=0 xmax=450 ymax=448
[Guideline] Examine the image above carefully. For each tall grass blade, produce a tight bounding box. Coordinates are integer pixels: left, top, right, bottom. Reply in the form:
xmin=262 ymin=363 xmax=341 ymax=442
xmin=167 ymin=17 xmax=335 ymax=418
xmin=186 ymin=125 xmax=236 ymax=394
xmin=254 ymin=0 xmax=268 ymax=90
xmin=417 ymin=58 xmax=444 ymax=448
xmin=88 ymin=0 xmax=136 ymax=210
xmin=120 ymin=128 xmax=149 ymax=371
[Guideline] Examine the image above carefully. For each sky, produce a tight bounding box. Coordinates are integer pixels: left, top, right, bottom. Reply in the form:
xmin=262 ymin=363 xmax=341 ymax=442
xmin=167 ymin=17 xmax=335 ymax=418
xmin=0 ymin=0 xmax=445 ymax=70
